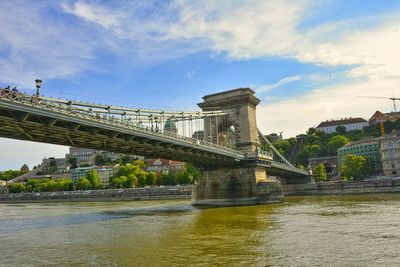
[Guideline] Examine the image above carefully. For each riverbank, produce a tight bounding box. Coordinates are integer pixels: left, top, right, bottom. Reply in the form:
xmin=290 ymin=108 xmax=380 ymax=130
xmin=283 ymin=179 xmax=400 ymax=196
xmin=0 ymin=186 xmax=192 ymax=203
xmin=2 ymin=179 xmax=400 ymax=203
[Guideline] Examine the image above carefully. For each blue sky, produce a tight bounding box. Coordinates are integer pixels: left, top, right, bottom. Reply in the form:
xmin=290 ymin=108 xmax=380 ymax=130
xmin=1 ymin=0 xmax=400 ymax=170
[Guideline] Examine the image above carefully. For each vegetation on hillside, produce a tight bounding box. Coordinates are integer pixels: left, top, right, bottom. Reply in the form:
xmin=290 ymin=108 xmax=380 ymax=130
xmin=271 ymin=120 xmax=400 ymax=168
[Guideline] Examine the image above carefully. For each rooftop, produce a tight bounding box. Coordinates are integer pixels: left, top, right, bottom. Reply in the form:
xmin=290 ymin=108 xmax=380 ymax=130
xmin=316 ymin=117 xmax=368 ymax=128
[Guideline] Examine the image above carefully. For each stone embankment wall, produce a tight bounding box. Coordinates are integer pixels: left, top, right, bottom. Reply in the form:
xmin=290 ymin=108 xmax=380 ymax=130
xmin=284 ymin=179 xmax=400 ymax=196
xmin=0 ymin=186 xmax=193 ymax=203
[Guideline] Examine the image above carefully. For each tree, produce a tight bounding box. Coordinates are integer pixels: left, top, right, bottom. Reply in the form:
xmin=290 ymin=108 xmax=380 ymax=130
xmin=68 ymin=157 xmax=78 ymax=169
xmin=160 ymin=173 xmax=177 ymax=186
xmin=0 ymin=170 xmax=23 ymax=181
xmin=327 ymin=135 xmax=349 ymax=155
xmin=116 ymin=155 xmax=135 ymax=165
xmin=76 ymin=177 xmax=91 ymax=190
xmin=177 ymin=172 xmax=192 ymax=185
xmin=8 ymin=182 xmax=26 ymax=193
xmin=125 ymin=174 xmax=137 ymax=188
xmin=115 ymin=163 xmax=140 ymax=177
xmin=185 ymin=163 xmax=200 ymax=183
xmin=95 ymin=154 xmax=111 ymax=166
xmin=313 ymin=163 xmax=327 ymax=182
xmin=109 ymin=176 xmax=127 ymax=189
xmin=336 ymin=125 xmax=347 ymax=135
xmin=86 ymin=170 xmax=101 ymax=189
xmin=132 ymin=159 xmax=145 ymax=169
xmin=25 ymin=179 xmax=42 ymax=192
xmin=307 ymin=127 xmax=316 ymax=136
xmin=136 ymin=171 xmax=147 ymax=187
xmin=340 ymin=154 xmax=370 ymax=180
xmin=146 ymin=172 xmax=157 ymax=186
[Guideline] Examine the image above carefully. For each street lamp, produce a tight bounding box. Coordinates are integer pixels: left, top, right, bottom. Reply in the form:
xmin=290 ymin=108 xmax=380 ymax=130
xmin=35 ymin=79 xmax=42 ymax=97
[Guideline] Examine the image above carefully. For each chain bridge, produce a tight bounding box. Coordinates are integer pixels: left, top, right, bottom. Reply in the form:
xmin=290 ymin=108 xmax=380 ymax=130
xmin=0 ymin=86 xmax=309 ymax=206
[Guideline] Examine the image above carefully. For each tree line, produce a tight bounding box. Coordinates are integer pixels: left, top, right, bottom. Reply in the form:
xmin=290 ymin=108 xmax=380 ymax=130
xmin=8 ymin=159 xmax=200 ymax=193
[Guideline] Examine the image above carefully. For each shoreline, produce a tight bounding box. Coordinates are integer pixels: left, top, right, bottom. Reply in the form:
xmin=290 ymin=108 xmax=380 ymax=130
xmin=1 ymin=179 xmax=400 ymax=203
xmin=0 ymin=186 xmax=193 ymax=203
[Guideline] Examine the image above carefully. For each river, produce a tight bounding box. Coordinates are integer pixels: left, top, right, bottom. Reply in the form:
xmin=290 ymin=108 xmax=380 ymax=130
xmin=1 ymin=194 xmax=400 ymax=266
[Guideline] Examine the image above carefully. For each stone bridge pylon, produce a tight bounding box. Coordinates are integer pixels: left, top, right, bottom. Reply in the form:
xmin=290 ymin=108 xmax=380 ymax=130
xmin=192 ymin=88 xmax=284 ymax=206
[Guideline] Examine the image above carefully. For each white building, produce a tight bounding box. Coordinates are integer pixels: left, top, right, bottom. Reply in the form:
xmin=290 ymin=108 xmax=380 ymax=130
xmin=380 ymin=132 xmax=400 ymax=176
xmin=316 ymin=117 xmax=369 ymax=134
xmin=71 ymin=166 xmax=115 ymax=188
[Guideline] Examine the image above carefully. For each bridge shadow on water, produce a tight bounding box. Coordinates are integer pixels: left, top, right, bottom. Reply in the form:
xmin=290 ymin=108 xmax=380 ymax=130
xmin=0 ymin=203 xmax=198 ymax=233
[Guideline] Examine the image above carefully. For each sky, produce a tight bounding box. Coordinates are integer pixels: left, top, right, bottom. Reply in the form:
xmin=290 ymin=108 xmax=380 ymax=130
xmin=1 ymin=0 xmax=400 ymax=170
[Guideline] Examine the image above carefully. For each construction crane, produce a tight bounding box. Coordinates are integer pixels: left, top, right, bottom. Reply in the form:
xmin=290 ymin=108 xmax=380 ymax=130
xmin=357 ymin=96 xmax=400 ymax=112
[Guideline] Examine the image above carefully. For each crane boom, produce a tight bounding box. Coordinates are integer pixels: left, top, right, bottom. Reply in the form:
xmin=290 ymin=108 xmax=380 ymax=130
xmin=357 ymin=96 xmax=400 ymax=112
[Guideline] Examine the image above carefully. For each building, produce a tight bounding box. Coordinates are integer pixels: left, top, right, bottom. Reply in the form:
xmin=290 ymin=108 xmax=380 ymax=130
xmin=145 ymin=159 xmax=186 ymax=174
xmin=308 ymin=156 xmax=339 ymax=179
xmin=337 ymin=138 xmax=381 ymax=174
xmin=192 ymin=130 xmax=205 ymax=140
xmin=0 ymin=186 xmax=8 ymax=194
xmin=380 ymin=132 xmax=400 ymax=176
xmin=71 ymin=166 xmax=115 ymax=188
xmin=316 ymin=117 xmax=369 ymax=134
xmin=369 ymin=111 xmax=400 ymax=126
xmin=67 ymin=147 xmax=140 ymax=166
xmin=20 ymin=164 xmax=29 ymax=173
xmin=265 ymin=133 xmax=283 ymax=142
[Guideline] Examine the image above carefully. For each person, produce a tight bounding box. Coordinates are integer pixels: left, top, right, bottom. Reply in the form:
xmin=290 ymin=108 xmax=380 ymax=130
xmin=11 ymin=87 xmax=18 ymax=99
xmin=3 ymin=86 xmax=11 ymax=99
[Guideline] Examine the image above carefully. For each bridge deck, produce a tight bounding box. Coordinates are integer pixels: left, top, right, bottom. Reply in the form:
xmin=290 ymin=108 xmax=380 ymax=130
xmin=0 ymin=91 xmax=308 ymax=177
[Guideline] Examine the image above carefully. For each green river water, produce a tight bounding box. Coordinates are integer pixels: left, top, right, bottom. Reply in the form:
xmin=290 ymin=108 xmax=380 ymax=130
xmin=1 ymin=194 xmax=400 ymax=266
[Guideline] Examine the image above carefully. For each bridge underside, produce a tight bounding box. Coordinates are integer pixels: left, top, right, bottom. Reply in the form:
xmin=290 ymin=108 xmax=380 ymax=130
xmin=0 ymin=103 xmax=240 ymax=167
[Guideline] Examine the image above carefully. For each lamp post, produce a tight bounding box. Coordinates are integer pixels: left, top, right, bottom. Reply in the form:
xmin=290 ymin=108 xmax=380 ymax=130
xmin=35 ymin=79 xmax=42 ymax=97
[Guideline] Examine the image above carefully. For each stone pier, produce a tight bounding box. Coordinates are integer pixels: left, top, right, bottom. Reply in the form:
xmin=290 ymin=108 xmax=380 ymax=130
xmin=192 ymin=88 xmax=284 ymax=206
xmin=192 ymin=165 xmax=283 ymax=206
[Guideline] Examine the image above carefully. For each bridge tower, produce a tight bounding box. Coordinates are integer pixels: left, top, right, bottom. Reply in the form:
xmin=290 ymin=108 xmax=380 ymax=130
xmin=199 ymin=88 xmax=259 ymax=156
xmin=192 ymin=88 xmax=284 ymax=206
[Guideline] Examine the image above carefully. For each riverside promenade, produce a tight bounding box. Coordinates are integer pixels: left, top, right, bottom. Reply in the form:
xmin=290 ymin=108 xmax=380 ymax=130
xmin=283 ymin=178 xmax=400 ymax=196
xmin=2 ymin=179 xmax=400 ymax=203
xmin=0 ymin=186 xmax=192 ymax=203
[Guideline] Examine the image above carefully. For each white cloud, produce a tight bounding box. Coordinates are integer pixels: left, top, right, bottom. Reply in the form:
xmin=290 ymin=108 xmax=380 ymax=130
xmin=62 ymin=1 xmax=118 ymax=29
xmin=0 ymin=1 xmax=100 ymax=88
xmin=257 ymin=76 xmax=400 ymax=138
xmin=0 ymin=138 xmax=68 ymax=171
xmin=255 ymin=75 xmax=301 ymax=93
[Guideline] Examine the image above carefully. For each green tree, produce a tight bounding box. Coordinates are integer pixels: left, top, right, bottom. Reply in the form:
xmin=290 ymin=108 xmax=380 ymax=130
xmin=340 ymin=154 xmax=370 ymax=180
xmin=0 ymin=170 xmax=23 ymax=181
xmin=68 ymin=157 xmax=78 ymax=169
xmin=146 ymin=172 xmax=157 ymax=186
xmin=160 ymin=173 xmax=177 ymax=186
xmin=313 ymin=163 xmax=327 ymax=182
xmin=177 ymin=172 xmax=192 ymax=185
xmin=115 ymin=164 xmax=140 ymax=177
xmin=132 ymin=159 xmax=145 ymax=169
xmin=327 ymin=135 xmax=349 ymax=155
xmin=116 ymin=155 xmax=135 ymax=165
xmin=76 ymin=177 xmax=91 ymax=190
xmin=8 ymin=182 xmax=26 ymax=193
xmin=95 ymin=154 xmax=111 ymax=166
xmin=125 ymin=174 xmax=137 ymax=188
xmin=185 ymin=163 xmax=200 ymax=183
xmin=109 ymin=176 xmax=127 ymax=188
xmin=307 ymin=127 xmax=316 ymax=136
xmin=25 ymin=179 xmax=42 ymax=192
xmin=136 ymin=171 xmax=147 ymax=187
xmin=86 ymin=170 xmax=101 ymax=189
xmin=336 ymin=125 xmax=347 ymax=135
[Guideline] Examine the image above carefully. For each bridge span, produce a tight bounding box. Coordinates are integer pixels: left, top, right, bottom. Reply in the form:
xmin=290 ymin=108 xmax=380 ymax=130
xmin=0 ymin=86 xmax=309 ymax=206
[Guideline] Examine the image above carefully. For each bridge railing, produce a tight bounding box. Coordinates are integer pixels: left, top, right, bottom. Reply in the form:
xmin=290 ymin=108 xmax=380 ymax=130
xmin=0 ymin=89 xmax=245 ymax=158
